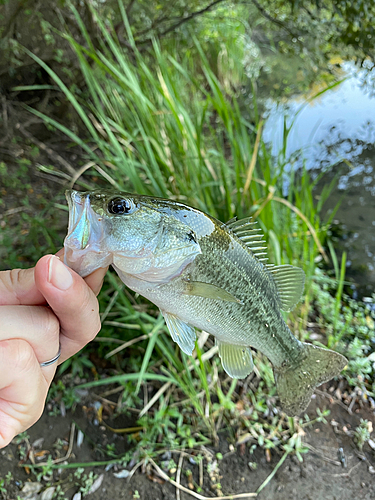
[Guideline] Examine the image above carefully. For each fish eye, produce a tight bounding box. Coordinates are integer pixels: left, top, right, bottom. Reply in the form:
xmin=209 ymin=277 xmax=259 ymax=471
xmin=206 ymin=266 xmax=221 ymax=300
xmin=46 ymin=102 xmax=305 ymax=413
xmin=107 ymin=197 xmax=134 ymax=215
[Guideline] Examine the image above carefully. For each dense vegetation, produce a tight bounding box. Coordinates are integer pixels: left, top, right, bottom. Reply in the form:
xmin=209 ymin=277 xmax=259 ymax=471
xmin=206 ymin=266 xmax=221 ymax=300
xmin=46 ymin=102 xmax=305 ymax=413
xmin=0 ymin=0 xmax=374 ymax=497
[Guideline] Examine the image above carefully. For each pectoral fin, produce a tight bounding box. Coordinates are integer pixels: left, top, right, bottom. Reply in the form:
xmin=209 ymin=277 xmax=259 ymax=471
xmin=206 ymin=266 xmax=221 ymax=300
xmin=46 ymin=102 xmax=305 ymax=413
xmin=217 ymin=340 xmax=254 ymax=379
xmin=162 ymin=311 xmax=196 ymax=355
xmin=182 ymin=280 xmax=242 ymax=304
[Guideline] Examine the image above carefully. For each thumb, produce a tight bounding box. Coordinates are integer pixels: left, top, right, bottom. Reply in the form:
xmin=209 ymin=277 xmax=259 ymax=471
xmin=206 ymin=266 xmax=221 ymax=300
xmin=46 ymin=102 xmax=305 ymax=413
xmin=34 ymin=255 xmax=107 ymax=361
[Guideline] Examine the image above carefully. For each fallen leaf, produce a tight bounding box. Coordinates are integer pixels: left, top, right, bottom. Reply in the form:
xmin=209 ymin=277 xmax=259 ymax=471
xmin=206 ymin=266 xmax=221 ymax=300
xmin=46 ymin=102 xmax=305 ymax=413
xmin=147 ymin=474 xmax=164 ymax=484
xmin=21 ymin=482 xmax=43 ymax=493
xmin=32 ymin=438 xmax=45 ymax=449
xmin=87 ymin=474 xmax=104 ymax=495
xmin=113 ymin=470 xmax=130 ymax=479
xmin=236 ymin=433 xmax=252 ymax=446
xmin=77 ymin=430 xmax=84 ymax=448
xmin=19 ymin=482 xmax=42 ymax=499
xmin=40 ymin=487 xmax=56 ymax=500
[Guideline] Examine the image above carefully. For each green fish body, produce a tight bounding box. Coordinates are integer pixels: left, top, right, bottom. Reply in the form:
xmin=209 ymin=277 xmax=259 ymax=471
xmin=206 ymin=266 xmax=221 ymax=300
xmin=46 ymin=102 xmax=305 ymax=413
xmin=64 ymin=190 xmax=347 ymax=416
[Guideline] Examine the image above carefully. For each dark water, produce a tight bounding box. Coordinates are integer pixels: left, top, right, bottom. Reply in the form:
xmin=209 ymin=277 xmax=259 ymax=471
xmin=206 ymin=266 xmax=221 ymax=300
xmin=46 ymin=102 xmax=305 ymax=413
xmin=264 ymin=63 xmax=375 ymax=296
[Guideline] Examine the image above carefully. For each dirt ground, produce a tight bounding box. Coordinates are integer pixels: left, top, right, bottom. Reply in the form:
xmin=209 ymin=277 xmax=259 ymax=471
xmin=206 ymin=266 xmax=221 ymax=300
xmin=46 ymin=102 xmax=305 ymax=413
xmin=1 ymin=389 xmax=375 ymax=500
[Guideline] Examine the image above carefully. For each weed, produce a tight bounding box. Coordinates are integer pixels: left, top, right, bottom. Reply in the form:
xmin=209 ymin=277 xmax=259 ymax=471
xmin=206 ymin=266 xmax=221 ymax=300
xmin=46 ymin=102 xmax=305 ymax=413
xmin=53 ymin=438 xmax=67 ymax=453
xmin=354 ymin=419 xmax=372 ymax=451
xmin=53 ymin=484 xmax=68 ymax=500
xmin=47 ymin=380 xmax=81 ymax=415
xmin=105 ymin=444 xmax=117 ymax=458
xmin=283 ymin=433 xmax=309 ymax=462
xmin=74 ymin=468 xmax=98 ymax=496
xmin=311 ymin=272 xmax=375 ymax=397
xmin=161 ymin=459 xmax=177 ymax=473
xmin=32 ymin=455 xmax=55 ymax=482
xmin=0 ymin=471 xmax=14 ymax=498
xmin=0 ymin=479 xmax=7 ymax=497
xmin=13 ymin=431 xmax=30 ymax=445
xmin=58 ymin=351 xmax=94 ymax=379
xmin=116 ymin=381 xmax=143 ymax=413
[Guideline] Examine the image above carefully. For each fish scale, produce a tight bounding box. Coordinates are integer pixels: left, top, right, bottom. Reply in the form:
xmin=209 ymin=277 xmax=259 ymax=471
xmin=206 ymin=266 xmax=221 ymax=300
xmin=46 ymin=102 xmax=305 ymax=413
xmin=140 ymin=230 xmax=302 ymax=367
xmin=64 ymin=189 xmax=348 ymax=416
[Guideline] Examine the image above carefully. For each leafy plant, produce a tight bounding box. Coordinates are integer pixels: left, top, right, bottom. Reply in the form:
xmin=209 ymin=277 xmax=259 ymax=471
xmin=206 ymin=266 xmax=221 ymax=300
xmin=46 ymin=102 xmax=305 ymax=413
xmin=354 ymin=419 xmax=372 ymax=451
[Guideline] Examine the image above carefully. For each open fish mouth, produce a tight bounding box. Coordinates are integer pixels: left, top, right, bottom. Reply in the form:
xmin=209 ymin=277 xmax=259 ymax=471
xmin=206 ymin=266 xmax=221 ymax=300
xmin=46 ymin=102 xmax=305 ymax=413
xmin=64 ymin=190 xmax=112 ymax=277
xmin=66 ymin=191 xmax=94 ymax=250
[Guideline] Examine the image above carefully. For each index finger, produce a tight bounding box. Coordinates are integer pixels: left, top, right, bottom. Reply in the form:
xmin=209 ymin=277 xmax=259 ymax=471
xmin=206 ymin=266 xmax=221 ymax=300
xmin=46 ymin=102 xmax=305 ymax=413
xmin=0 ymin=268 xmax=45 ymax=306
xmin=0 ymin=250 xmax=108 ymax=306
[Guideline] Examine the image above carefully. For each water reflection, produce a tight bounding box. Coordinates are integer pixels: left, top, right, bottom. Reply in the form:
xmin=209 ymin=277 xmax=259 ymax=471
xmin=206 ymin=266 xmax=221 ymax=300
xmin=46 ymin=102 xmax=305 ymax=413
xmin=318 ymin=143 xmax=375 ymax=293
xmin=263 ymin=63 xmax=375 ymax=295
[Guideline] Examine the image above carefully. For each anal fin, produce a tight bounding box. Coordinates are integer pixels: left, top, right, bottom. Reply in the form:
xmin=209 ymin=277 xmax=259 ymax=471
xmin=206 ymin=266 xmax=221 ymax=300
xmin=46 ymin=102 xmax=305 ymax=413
xmin=217 ymin=340 xmax=254 ymax=379
xmin=162 ymin=311 xmax=196 ymax=355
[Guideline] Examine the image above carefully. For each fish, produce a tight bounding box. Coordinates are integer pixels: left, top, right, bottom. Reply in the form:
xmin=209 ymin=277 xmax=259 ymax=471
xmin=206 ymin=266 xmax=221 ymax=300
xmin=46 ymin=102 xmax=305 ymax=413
xmin=64 ymin=189 xmax=347 ymax=416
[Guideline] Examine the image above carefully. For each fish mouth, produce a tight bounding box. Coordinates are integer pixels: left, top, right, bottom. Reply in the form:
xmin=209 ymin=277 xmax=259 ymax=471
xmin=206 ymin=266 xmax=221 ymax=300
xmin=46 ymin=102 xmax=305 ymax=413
xmin=64 ymin=190 xmax=112 ymax=276
xmin=66 ymin=190 xmax=93 ymax=250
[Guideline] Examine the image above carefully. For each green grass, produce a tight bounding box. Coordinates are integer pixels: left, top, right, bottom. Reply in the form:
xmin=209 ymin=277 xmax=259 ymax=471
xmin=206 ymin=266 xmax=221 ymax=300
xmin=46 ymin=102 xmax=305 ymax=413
xmin=10 ymin=0 xmax=374 ymax=483
xmin=23 ymin=3 xmax=335 ymax=286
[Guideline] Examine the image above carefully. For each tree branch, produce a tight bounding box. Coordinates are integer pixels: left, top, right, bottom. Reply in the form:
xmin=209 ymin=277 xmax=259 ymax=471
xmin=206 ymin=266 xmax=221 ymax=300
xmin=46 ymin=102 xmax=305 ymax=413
xmin=135 ymin=0 xmax=229 ymax=44
xmin=249 ymin=0 xmax=298 ymax=39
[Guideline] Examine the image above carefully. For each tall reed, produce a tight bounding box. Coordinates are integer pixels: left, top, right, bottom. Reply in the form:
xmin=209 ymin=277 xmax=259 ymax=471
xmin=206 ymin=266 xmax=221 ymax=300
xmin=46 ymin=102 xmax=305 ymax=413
xmin=20 ymin=2 xmax=349 ymax=459
xmin=25 ymin=2 xmax=336 ymax=291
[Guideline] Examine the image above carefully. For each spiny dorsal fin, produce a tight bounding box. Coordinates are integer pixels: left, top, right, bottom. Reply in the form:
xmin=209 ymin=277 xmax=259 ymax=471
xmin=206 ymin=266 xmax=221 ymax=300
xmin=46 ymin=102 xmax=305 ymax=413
xmin=266 ymin=264 xmax=305 ymax=312
xmin=225 ymin=216 xmax=257 ymax=232
xmin=225 ymin=217 xmax=268 ymax=260
xmin=224 ymin=216 xmax=238 ymax=226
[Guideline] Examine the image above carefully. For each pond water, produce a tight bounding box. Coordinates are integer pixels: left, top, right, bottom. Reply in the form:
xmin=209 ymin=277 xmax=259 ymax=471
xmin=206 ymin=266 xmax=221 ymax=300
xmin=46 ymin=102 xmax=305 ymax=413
xmin=263 ymin=63 xmax=375 ymax=297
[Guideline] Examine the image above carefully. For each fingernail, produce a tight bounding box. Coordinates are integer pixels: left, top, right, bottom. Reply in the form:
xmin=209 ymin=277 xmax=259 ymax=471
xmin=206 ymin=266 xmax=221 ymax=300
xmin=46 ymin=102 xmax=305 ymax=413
xmin=48 ymin=255 xmax=73 ymax=290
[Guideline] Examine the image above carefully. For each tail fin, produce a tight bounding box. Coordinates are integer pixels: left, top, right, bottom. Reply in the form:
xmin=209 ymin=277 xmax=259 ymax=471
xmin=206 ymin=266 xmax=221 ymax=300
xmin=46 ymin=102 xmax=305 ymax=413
xmin=273 ymin=343 xmax=347 ymax=416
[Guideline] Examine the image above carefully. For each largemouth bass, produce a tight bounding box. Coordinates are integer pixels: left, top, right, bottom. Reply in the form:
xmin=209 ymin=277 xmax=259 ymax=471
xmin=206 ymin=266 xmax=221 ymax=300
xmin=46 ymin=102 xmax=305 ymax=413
xmin=64 ymin=189 xmax=347 ymax=416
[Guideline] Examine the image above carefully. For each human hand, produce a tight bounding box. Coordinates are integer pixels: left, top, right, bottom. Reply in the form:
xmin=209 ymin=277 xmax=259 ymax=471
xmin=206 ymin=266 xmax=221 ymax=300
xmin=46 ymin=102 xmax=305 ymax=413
xmin=0 ymin=253 xmax=108 ymax=448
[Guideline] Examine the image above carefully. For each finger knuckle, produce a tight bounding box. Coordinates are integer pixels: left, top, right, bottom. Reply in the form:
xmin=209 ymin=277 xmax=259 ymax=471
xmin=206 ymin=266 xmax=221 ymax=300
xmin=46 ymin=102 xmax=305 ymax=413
xmin=10 ymin=339 xmax=36 ymax=373
xmin=30 ymin=307 xmax=60 ymax=343
xmin=0 ymin=269 xmax=25 ymax=304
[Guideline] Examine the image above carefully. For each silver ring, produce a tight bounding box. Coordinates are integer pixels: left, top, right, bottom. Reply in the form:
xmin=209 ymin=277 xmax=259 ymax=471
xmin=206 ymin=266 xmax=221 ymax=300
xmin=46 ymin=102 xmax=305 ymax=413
xmin=40 ymin=343 xmax=61 ymax=367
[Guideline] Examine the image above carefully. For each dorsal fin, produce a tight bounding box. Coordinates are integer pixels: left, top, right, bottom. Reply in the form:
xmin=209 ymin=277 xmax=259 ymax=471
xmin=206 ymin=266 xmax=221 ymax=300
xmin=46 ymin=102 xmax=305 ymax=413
xmin=225 ymin=216 xmax=257 ymax=231
xmin=225 ymin=217 xmax=304 ymax=310
xmin=224 ymin=216 xmax=238 ymax=226
xmin=225 ymin=217 xmax=268 ymax=260
xmin=266 ymin=264 xmax=305 ymax=312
